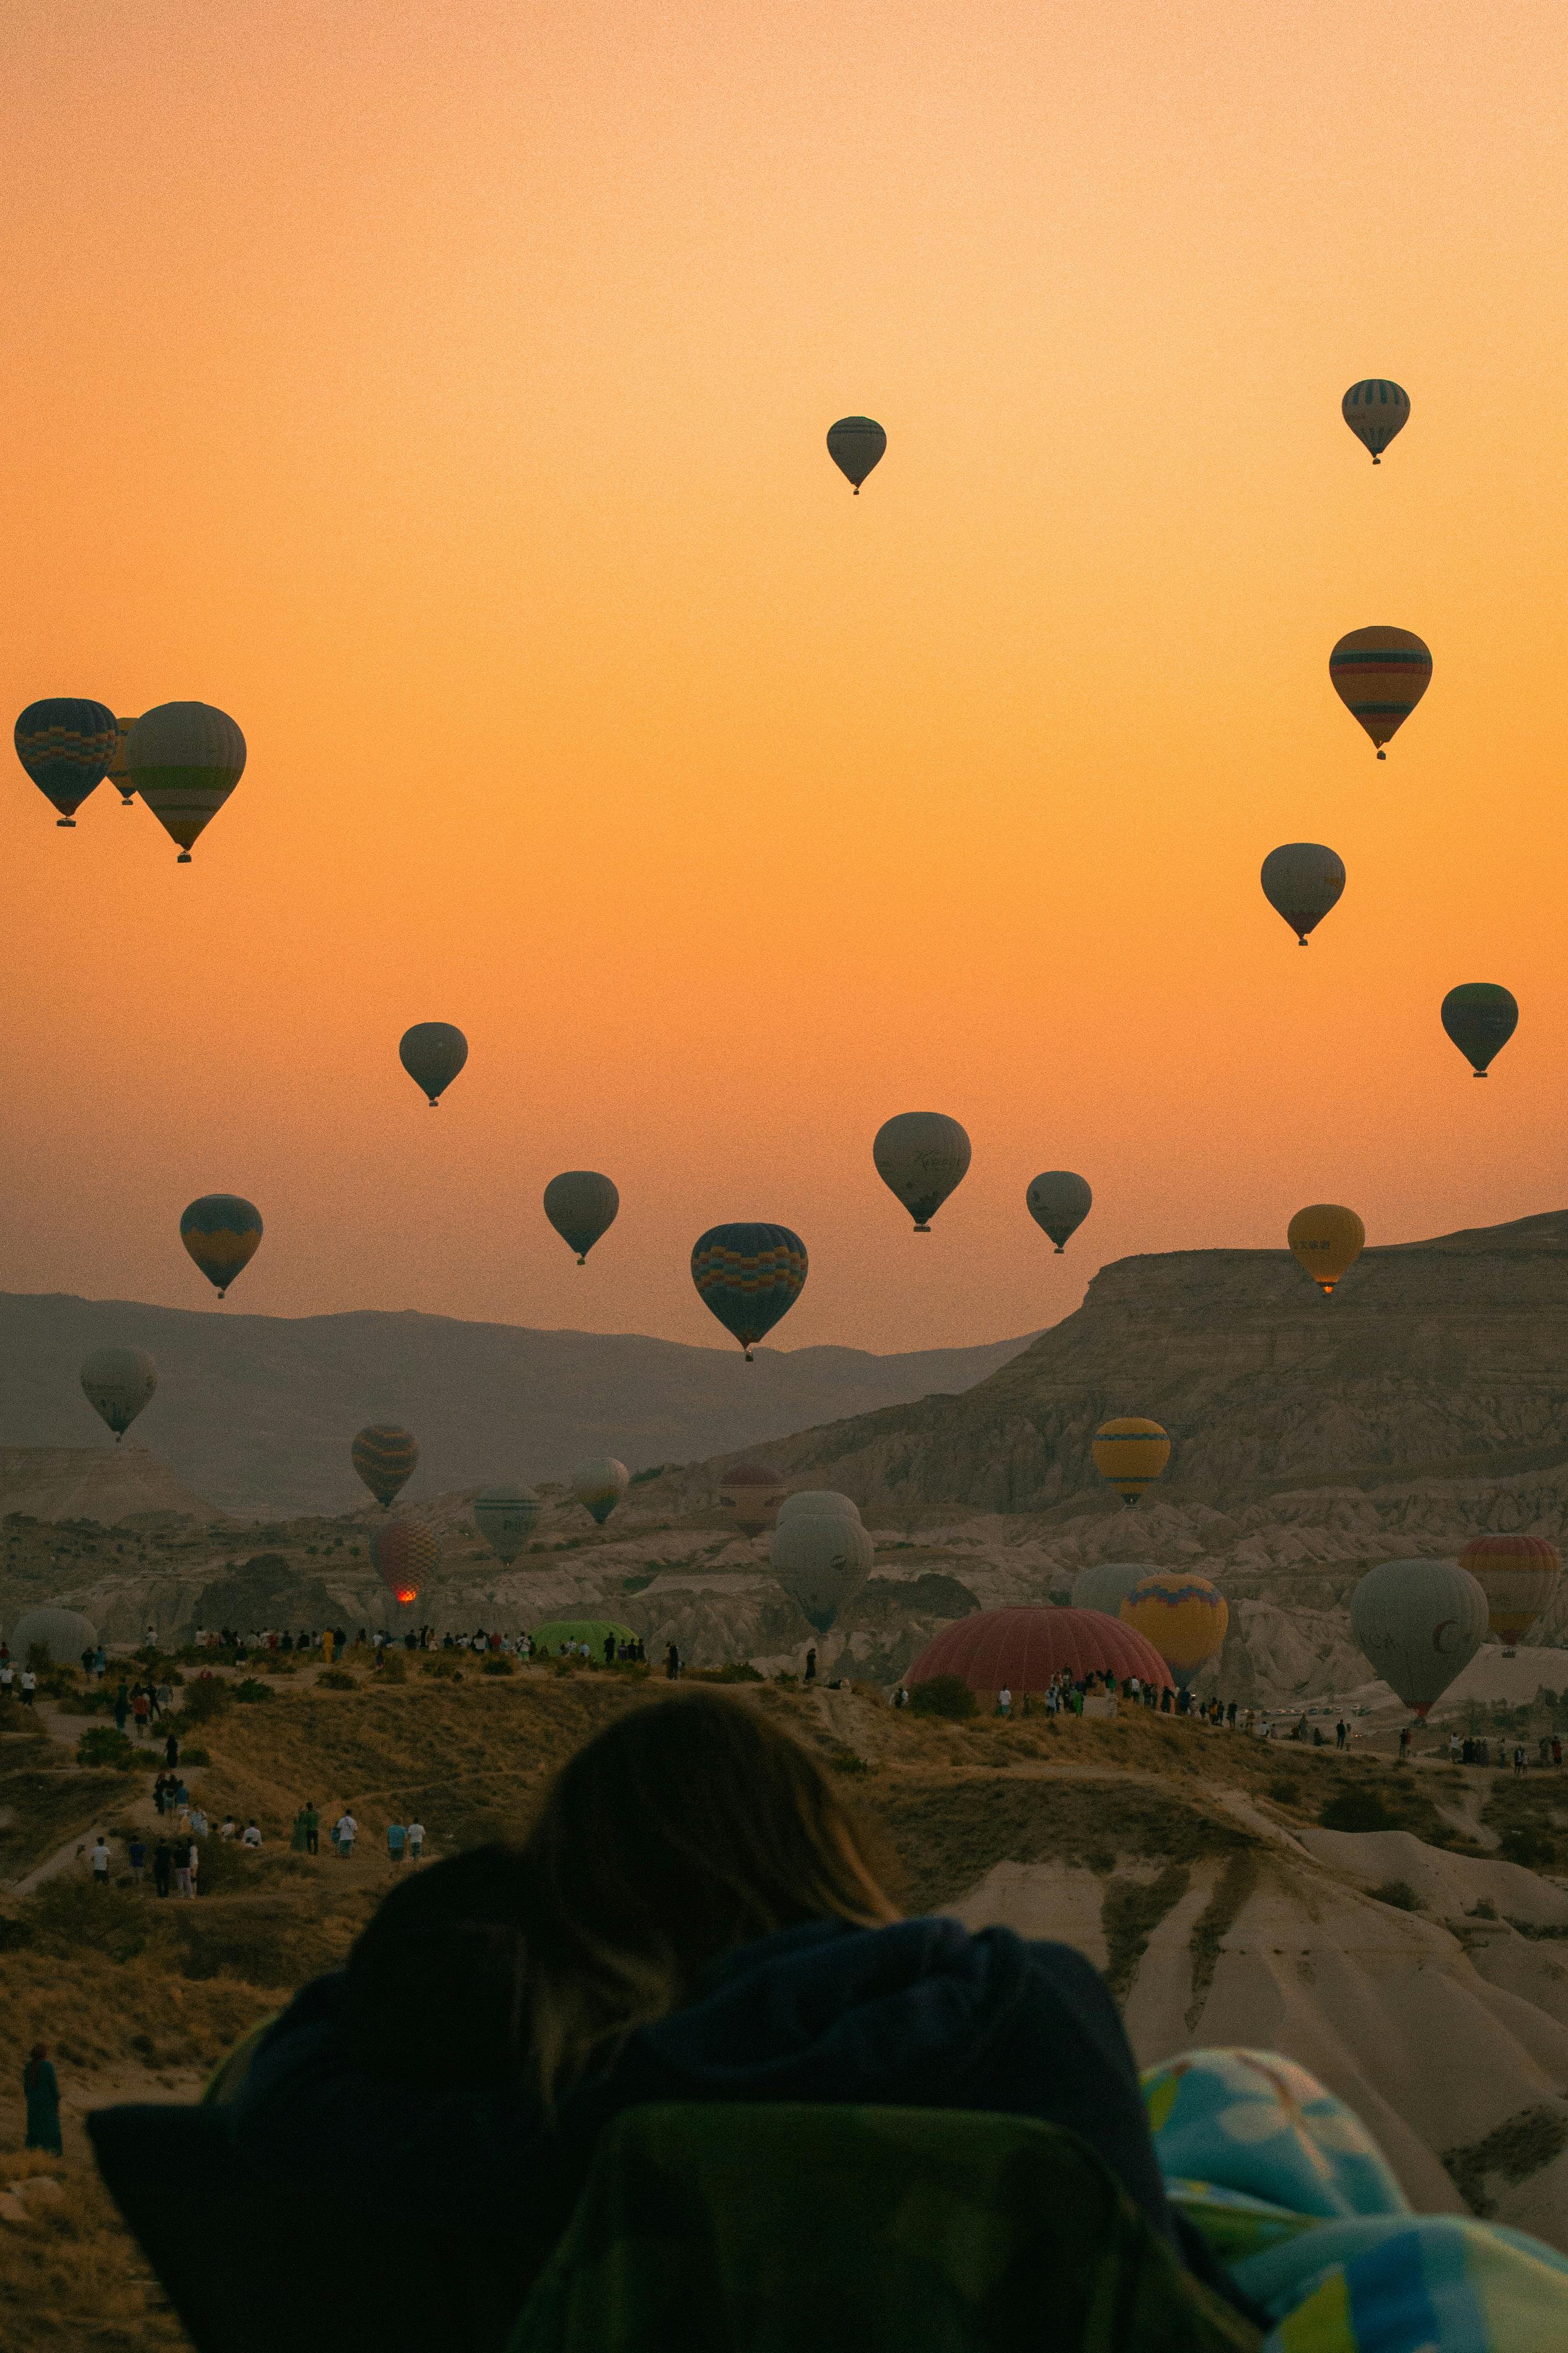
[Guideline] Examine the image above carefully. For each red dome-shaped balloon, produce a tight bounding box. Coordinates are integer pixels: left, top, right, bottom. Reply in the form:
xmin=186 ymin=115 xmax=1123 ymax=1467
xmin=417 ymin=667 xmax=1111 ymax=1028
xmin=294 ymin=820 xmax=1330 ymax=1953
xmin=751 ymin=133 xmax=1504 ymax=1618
xmin=906 ymin=1605 xmax=1173 ymax=1695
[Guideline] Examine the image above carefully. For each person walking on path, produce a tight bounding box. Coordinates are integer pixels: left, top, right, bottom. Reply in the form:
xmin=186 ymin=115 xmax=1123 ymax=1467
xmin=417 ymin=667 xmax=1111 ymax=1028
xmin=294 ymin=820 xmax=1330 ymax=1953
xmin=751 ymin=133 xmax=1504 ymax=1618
xmin=291 ymin=1807 xmax=310 ymax=1854
xmin=132 ymin=1686 xmax=149 ymax=1738
xmin=128 ymin=1836 xmax=146 ymax=1885
xmin=113 ymin=1681 xmax=129 ymax=1733
xmin=243 ymin=1821 xmax=263 ymax=1849
xmin=153 ymin=1841 xmax=173 ymax=1898
xmin=997 ymin=1687 xmax=1012 ymax=1719
xmin=23 ymin=2046 xmax=63 ymax=2155
xmin=665 ymin=1642 xmax=681 ymax=1682
xmin=334 ymin=1810 xmax=357 ymax=1860
xmin=303 ymin=1803 xmax=320 ymax=1856
xmin=20 ymin=1667 xmax=36 ymax=1707
xmin=406 ymin=1818 xmax=424 ymax=1861
xmin=804 ymin=1647 xmax=817 ymax=1685
xmin=387 ymin=1820 xmax=407 ymax=1867
xmin=164 ymin=1730 xmax=180 ymax=1769
xmin=1514 ymin=1745 xmax=1527 ymax=1777
xmin=90 ymin=1834 xmax=112 ymax=1887
xmin=174 ymin=1844 xmax=194 ymax=1898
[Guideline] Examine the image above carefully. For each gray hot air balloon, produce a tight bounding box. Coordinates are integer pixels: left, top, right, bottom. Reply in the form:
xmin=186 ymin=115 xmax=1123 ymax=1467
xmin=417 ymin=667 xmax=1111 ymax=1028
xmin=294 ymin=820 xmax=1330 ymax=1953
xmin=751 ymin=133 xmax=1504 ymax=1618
xmin=769 ymin=1500 xmax=874 ymax=1632
xmin=572 ymin=1456 xmax=629 ymax=1526
xmin=776 ymin=1490 xmax=864 ymax=1525
xmin=873 ymin=1113 xmax=971 ymax=1234
xmin=399 ymin=1023 xmax=469 ymax=1106
xmin=474 ymin=1486 xmax=543 ymax=1564
xmin=80 ymin=1346 xmax=157 ymax=1441
xmin=1261 ymin=844 xmax=1346 ymax=946
xmin=11 ymin=1605 xmax=97 ymax=1666
xmin=1074 ymin=1562 xmax=1157 ymax=1619
xmin=1027 ymin=1171 xmax=1092 ymax=1253
xmin=826 ymin=416 xmax=886 ymax=493
xmin=543 ymin=1171 xmax=620 ymax=1264
xmin=1349 ymin=1557 xmax=1489 ymax=1718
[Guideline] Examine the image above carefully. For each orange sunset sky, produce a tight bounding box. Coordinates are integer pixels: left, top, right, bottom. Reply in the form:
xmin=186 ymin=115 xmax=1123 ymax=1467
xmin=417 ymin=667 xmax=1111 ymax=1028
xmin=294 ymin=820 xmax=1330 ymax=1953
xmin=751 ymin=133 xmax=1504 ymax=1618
xmin=2 ymin=1 xmax=1565 ymax=1355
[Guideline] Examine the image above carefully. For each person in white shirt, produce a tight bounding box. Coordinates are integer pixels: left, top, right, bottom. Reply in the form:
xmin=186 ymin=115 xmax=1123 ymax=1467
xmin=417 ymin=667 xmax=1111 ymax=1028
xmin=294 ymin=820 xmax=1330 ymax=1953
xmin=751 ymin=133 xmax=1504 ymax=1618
xmin=997 ymin=1687 xmax=1012 ymax=1718
xmin=335 ymin=1811 xmax=357 ymax=1858
xmin=0 ymin=1663 xmax=13 ymax=1695
xmin=406 ymin=1818 xmax=424 ymax=1859
xmin=242 ymin=1821 xmax=263 ymax=1849
xmin=20 ymin=1669 xmax=36 ymax=1706
xmin=90 ymin=1836 xmax=111 ymax=1884
xmin=190 ymin=1806 xmax=209 ymax=1837
xmin=219 ymin=1816 xmax=236 ymax=1839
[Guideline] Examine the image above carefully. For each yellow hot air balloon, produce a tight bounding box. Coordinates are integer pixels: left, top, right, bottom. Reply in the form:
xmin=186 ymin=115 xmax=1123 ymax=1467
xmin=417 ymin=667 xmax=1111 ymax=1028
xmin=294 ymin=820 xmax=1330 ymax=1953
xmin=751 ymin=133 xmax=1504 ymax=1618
xmin=1091 ymin=1418 xmax=1170 ymax=1505
xmin=1120 ymin=1572 xmax=1228 ymax=1686
xmin=1287 ymin=1205 xmax=1365 ymax=1298
xmin=1458 ymin=1536 xmax=1561 ymax=1656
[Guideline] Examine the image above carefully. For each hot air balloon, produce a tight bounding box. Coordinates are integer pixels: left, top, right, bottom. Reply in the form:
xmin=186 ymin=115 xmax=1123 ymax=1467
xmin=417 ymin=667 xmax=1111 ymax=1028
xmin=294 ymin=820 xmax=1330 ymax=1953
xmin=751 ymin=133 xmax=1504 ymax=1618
xmin=873 ymin=1114 xmax=971 ymax=1234
xmin=1342 ymin=380 xmax=1409 ymax=464
xmin=1091 ymin=1419 xmax=1170 ymax=1505
xmin=180 ymin=1195 xmax=263 ymax=1298
xmin=1120 ymin=1572 xmax=1228 ymax=1687
xmin=1441 ymin=983 xmax=1517 ymax=1078
xmin=691 ymin=1224 xmax=808 ymax=1360
xmin=474 ymin=1485 xmax=543 ymax=1564
xmin=573 ymin=1456 xmax=629 ymax=1526
xmin=719 ymin=1463 xmax=787 ymax=1538
xmin=1458 ymin=1536 xmax=1561 ymax=1656
xmin=1349 ymin=1557 xmax=1489 ymax=1718
xmin=1287 ymin=1204 xmax=1364 ymax=1298
xmin=1074 ymin=1562 xmax=1158 ymax=1619
xmin=11 ymin=1605 xmax=97 ymax=1666
xmin=769 ymin=1498 xmax=874 ymax=1630
xmin=399 ymin=1022 xmax=468 ymax=1106
xmin=105 ymin=716 xmax=140 ymax=806
xmin=543 ymin=1171 xmax=620 ymax=1264
xmin=369 ymin=1518 xmax=437 ymax=1606
xmin=1260 ymin=844 xmax=1346 ymax=946
xmin=14 ymin=698 xmax=118 ymax=825
xmin=80 ymin=1347 xmax=157 ymax=1441
xmin=1027 ymin=1172 xmax=1092 ymax=1252
xmin=352 ymin=1425 xmax=419 ymax=1508
xmin=776 ymin=1490 xmax=863 ymax=1524
xmin=906 ymin=1606 xmax=1172 ymax=1699
xmin=1329 ymin=628 xmax=1431 ymax=759
xmin=124 ymin=702 xmax=247 ymax=860
xmin=826 ymin=416 xmax=886 ymax=493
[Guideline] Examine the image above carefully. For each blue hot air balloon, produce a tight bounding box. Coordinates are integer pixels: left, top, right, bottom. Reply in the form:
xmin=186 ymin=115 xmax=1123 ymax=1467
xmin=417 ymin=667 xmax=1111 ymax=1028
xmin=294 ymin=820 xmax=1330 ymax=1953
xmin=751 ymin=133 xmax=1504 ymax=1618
xmin=179 ymin=1194 xmax=263 ymax=1299
xmin=14 ymin=698 xmax=118 ymax=825
xmin=691 ymin=1223 xmax=808 ymax=1361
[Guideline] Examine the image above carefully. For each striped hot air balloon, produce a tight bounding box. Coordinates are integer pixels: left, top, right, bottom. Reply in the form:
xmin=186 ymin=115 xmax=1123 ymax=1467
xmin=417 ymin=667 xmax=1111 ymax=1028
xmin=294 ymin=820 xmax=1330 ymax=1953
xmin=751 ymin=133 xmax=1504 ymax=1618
xmin=1329 ymin=628 xmax=1431 ymax=758
xmin=474 ymin=1486 xmax=543 ymax=1564
xmin=1458 ymin=1535 xmax=1560 ymax=1655
xmin=369 ymin=1517 xmax=437 ymax=1606
xmin=352 ymin=1424 xmax=419 ymax=1509
xmin=105 ymin=715 xmax=139 ymax=806
xmin=1120 ymin=1572 xmax=1229 ymax=1687
xmin=124 ymin=702 xmax=246 ymax=860
xmin=14 ymin=698 xmax=118 ymax=825
xmin=691 ymin=1223 xmax=808 ymax=1361
xmin=1090 ymin=1418 xmax=1171 ymax=1505
xmin=1341 ymin=380 xmax=1409 ymax=463
xmin=179 ymin=1195 xmax=263 ymax=1298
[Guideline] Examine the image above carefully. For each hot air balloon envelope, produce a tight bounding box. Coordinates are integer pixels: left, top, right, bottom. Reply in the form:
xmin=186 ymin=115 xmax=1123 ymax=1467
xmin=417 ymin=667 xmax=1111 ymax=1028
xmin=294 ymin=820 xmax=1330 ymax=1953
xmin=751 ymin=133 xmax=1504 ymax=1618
xmin=544 ymin=1171 xmax=620 ymax=1262
xmin=826 ymin=416 xmax=886 ymax=492
xmin=1349 ymin=1557 xmax=1488 ymax=1717
xmin=1329 ymin=628 xmax=1431 ymax=757
xmin=1027 ymin=1171 xmax=1092 ymax=1252
xmin=907 ymin=1606 xmax=1172 ymax=1697
xmin=1120 ymin=1572 xmax=1228 ymax=1686
xmin=776 ymin=1489 xmax=863 ymax=1524
xmin=691 ymin=1224 xmax=808 ymax=1359
xmin=873 ymin=1114 xmax=971 ymax=1233
xmin=1458 ymin=1535 xmax=1559 ymax=1652
xmin=14 ymin=698 xmax=117 ymax=824
xmin=105 ymin=716 xmax=139 ymax=805
xmin=572 ymin=1456 xmax=629 ymax=1526
xmin=1091 ymin=1419 xmax=1170 ymax=1504
xmin=720 ymin=1463 xmax=788 ymax=1538
xmin=81 ymin=1347 xmax=157 ymax=1440
xmin=11 ymin=1606 xmax=97 ymax=1666
xmin=769 ymin=1503 xmax=874 ymax=1632
xmin=369 ymin=1518 xmax=438 ymax=1606
xmin=1342 ymin=380 xmax=1409 ymax=462
xmin=475 ymin=1486 xmax=543 ymax=1564
xmin=399 ymin=1023 xmax=468 ymax=1106
xmin=180 ymin=1195 xmax=263 ymax=1298
xmin=352 ymin=1425 xmax=419 ymax=1508
xmin=1287 ymin=1205 xmax=1364 ymax=1297
xmin=1074 ymin=1562 xmax=1158 ymax=1619
xmin=1441 ymin=983 xmax=1517 ymax=1078
xmin=125 ymin=702 xmax=246 ymax=859
xmin=1261 ymin=844 xmax=1346 ymax=946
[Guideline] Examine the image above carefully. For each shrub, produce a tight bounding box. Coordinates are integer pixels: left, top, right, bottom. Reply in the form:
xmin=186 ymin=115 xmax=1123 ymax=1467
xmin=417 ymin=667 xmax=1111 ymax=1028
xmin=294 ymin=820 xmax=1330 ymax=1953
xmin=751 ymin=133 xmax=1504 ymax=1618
xmin=234 ymin=1679 xmax=274 ymax=1704
xmin=1499 ymin=1826 xmax=1557 ymax=1871
xmin=1371 ymin=1879 xmax=1421 ymax=1912
xmin=378 ymin=1650 xmax=410 ymax=1682
xmin=182 ymin=1746 xmax=211 ymax=1767
xmin=716 ymin=1660 xmax=763 ymax=1683
xmin=909 ymin=1675 xmax=977 ymax=1722
xmin=177 ymin=1678 xmax=234 ymax=1725
xmin=830 ymin=1751 xmax=870 ymax=1775
xmin=1318 ymin=1787 xmax=1393 ymax=1833
xmin=420 ymin=1655 xmax=462 ymax=1681
xmin=1268 ymin=1779 xmax=1303 ymax=1807
xmin=480 ymin=1653 xmax=515 ymax=1676
xmin=318 ymin=1668 xmax=357 ymax=1691
xmin=27 ymin=1877 xmax=151 ymax=1964
xmin=76 ymin=1726 xmax=139 ymax=1772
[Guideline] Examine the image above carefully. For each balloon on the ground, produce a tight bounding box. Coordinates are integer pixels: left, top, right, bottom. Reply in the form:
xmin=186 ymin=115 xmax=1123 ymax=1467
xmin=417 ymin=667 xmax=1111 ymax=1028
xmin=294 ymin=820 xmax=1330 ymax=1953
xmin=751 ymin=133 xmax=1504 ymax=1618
xmin=776 ymin=1490 xmax=862 ymax=1524
xmin=720 ymin=1463 xmax=788 ymax=1537
xmin=180 ymin=1195 xmax=263 ymax=1298
xmin=369 ymin=1518 xmax=437 ymax=1606
xmin=11 ymin=1605 xmax=97 ymax=1666
xmin=1074 ymin=1562 xmax=1158 ymax=1619
xmin=532 ymin=1616 xmax=637 ymax=1656
xmin=1261 ymin=843 xmax=1346 ymax=946
xmin=1120 ymin=1572 xmax=1228 ymax=1686
xmin=691 ymin=1223 xmax=808 ymax=1360
xmin=399 ymin=1023 xmax=468 ymax=1106
xmin=105 ymin=716 xmax=139 ymax=806
xmin=474 ymin=1485 xmax=543 ymax=1564
xmin=1341 ymin=380 xmax=1409 ymax=464
xmin=1091 ymin=1418 xmax=1170 ymax=1505
xmin=1027 ymin=1171 xmax=1092 ymax=1252
xmin=1328 ymin=628 xmax=1431 ymax=758
xmin=1287 ymin=1204 xmax=1364 ymax=1297
xmin=1440 ymin=983 xmax=1517 ymax=1078
xmin=873 ymin=1113 xmax=971 ymax=1234
xmin=769 ymin=1500 xmax=874 ymax=1631
xmin=544 ymin=1171 xmax=620 ymax=1263
xmin=124 ymin=702 xmax=247 ymax=860
xmin=906 ymin=1605 xmax=1172 ymax=1697
xmin=573 ymin=1456 xmax=629 ymax=1525
xmin=80 ymin=1347 xmax=157 ymax=1441
xmin=14 ymin=698 xmax=118 ymax=825
xmin=352 ymin=1423 xmax=419 ymax=1508
xmin=1458 ymin=1536 xmax=1560 ymax=1655
xmin=826 ymin=416 xmax=886 ymax=493
xmin=1349 ymin=1557 xmax=1489 ymax=1717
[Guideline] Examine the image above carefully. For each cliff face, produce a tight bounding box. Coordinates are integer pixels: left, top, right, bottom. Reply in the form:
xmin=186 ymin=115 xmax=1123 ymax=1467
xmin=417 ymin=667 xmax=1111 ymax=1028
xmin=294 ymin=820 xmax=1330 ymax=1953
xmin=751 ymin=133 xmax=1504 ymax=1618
xmin=722 ymin=1210 xmax=1568 ymax=1514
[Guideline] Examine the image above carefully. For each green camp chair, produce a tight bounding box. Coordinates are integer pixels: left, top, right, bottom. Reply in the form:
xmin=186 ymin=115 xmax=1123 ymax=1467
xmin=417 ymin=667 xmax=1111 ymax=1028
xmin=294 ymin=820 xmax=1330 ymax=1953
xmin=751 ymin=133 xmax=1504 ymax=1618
xmin=511 ymin=2104 xmax=1261 ymax=2353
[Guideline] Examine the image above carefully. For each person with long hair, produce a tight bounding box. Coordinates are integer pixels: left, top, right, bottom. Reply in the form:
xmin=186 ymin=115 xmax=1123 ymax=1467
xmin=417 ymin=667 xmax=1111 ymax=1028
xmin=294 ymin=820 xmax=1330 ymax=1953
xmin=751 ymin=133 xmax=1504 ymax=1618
xmin=24 ymin=2044 xmax=63 ymax=2155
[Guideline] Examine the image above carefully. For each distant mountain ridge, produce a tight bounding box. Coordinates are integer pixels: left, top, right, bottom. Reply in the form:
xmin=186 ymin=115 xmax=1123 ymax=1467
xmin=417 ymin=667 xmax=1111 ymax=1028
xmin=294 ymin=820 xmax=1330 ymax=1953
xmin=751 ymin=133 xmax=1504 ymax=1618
xmin=0 ymin=1292 xmax=1035 ymax=1515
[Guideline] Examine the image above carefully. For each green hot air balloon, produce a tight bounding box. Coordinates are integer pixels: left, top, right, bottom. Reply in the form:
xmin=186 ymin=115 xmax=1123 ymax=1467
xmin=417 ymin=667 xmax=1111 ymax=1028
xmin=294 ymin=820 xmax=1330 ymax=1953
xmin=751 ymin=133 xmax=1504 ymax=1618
xmin=1349 ymin=1557 xmax=1489 ymax=1718
xmin=1027 ymin=1171 xmax=1092 ymax=1252
xmin=1261 ymin=844 xmax=1345 ymax=946
xmin=14 ymin=698 xmax=118 ymax=826
xmin=124 ymin=702 xmax=246 ymax=862
xmin=1441 ymin=983 xmax=1518 ymax=1078
xmin=353 ymin=1425 xmax=419 ymax=1509
xmin=572 ymin=1456 xmax=628 ymax=1526
xmin=544 ymin=1172 xmax=620 ymax=1264
xmin=80 ymin=1347 xmax=157 ymax=1441
xmin=399 ymin=1022 xmax=468 ymax=1106
xmin=475 ymin=1486 xmax=543 ymax=1564
xmin=1341 ymin=380 xmax=1410 ymax=464
xmin=874 ymin=1113 xmax=971 ymax=1233
xmin=691 ymin=1223 xmax=808 ymax=1360
xmin=826 ymin=416 xmax=886 ymax=494
xmin=179 ymin=1195 xmax=263 ymax=1298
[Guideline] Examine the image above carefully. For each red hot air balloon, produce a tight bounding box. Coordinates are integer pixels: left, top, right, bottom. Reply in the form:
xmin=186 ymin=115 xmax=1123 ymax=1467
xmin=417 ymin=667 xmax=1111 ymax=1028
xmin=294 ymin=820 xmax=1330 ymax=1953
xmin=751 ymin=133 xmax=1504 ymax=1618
xmin=370 ymin=1518 xmax=438 ymax=1606
xmin=906 ymin=1606 xmax=1172 ymax=1699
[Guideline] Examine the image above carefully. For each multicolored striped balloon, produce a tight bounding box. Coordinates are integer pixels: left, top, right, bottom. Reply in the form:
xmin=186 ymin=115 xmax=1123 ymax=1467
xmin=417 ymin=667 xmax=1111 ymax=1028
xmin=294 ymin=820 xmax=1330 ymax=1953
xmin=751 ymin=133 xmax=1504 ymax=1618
xmin=1120 ymin=1572 xmax=1229 ymax=1686
xmin=1328 ymin=627 xmax=1432 ymax=758
xmin=474 ymin=1486 xmax=542 ymax=1564
xmin=691 ymin=1223 xmax=808 ymax=1360
xmin=14 ymin=698 xmax=118 ymax=825
xmin=1458 ymin=1534 xmax=1560 ymax=1653
xmin=105 ymin=716 xmax=140 ymax=806
xmin=124 ymin=701 xmax=246 ymax=861
xmin=179 ymin=1194 xmax=263 ymax=1298
xmin=369 ymin=1516 xmax=437 ymax=1605
xmin=351 ymin=1423 xmax=419 ymax=1508
xmin=1341 ymin=379 xmax=1409 ymax=464
xmin=1090 ymin=1418 xmax=1170 ymax=1504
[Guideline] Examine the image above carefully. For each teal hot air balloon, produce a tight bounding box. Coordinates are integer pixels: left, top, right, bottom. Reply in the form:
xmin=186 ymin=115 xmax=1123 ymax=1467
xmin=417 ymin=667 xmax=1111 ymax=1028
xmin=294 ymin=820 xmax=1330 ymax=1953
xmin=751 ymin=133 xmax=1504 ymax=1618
xmin=399 ymin=1023 xmax=468 ymax=1106
xmin=691 ymin=1223 xmax=808 ymax=1361
xmin=572 ymin=1456 xmax=629 ymax=1526
xmin=353 ymin=1424 xmax=419 ymax=1508
xmin=1341 ymin=380 xmax=1410 ymax=464
xmin=1441 ymin=983 xmax=1517 ymax=1078
xmin=179 ymin=1195 xmax=263 ymax=1298
xmin=14 ymin=698 xmax=118 ymax=825
xmin=124 ymin=702 xmax=246 ymax=861
xmin=475 ymin=1486 xmax=543 ymax=1564
xmin=1349 ymin=1557 xmax=1488 ymax=1718
xmin=826 ymin=416 xmax=886 ymax=493
xmin=1027 ymin=1172 xmax=1092 ymax=1252
xmin=544 ymin=1172 xmax=620 ymax=1264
